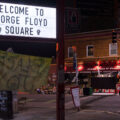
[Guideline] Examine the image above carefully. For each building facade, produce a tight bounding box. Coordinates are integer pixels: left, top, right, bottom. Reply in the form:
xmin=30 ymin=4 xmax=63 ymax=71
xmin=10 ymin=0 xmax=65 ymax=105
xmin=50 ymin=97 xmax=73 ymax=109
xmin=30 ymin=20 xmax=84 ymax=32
xmin=63 ymin=29 xmax=120 ymax=93
xmin=65 ymin=29 xmax=120 ymax=64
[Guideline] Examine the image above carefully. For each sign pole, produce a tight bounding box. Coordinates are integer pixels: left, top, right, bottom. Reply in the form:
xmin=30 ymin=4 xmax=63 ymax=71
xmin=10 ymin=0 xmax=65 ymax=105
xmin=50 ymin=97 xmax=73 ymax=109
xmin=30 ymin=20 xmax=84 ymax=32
xmin=56 ymin=0 xmax=65 ymax=120
xmin=73 ymin=50 xmax=78 ymax=85
xmin=75 ymin=53 xmax=78 ymax=85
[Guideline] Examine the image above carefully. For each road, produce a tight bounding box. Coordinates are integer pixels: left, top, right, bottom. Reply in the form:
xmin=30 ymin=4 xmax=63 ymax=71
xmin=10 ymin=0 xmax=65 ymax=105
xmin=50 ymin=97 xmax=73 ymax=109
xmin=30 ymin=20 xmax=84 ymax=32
xmin=18 ymin=94 xmax=72 ymax=103
xmin=66 ymin=95 xmax=120 ymax=120
xmin=85 ymin=95 xmax=120 ymax=113
xmin=2 ymin=94 xmax=120 ymax=120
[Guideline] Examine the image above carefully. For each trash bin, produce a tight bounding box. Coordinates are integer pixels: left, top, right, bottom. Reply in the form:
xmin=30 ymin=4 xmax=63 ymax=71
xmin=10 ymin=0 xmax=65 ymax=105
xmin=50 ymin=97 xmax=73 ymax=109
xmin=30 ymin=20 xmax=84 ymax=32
xmin=83 ymin=88 xmax=93 ymax=96
xmin=0 ymin=90 xmax=13 ymax=119
xmin=89 ymin=88 xmax=93 ymax=95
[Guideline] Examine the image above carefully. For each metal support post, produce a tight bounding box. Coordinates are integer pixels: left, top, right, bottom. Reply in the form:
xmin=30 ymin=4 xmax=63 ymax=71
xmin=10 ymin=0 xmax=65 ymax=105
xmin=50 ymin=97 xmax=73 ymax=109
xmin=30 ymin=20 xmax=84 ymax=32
xmin=56 ymin=0 xmax=65 ymax=120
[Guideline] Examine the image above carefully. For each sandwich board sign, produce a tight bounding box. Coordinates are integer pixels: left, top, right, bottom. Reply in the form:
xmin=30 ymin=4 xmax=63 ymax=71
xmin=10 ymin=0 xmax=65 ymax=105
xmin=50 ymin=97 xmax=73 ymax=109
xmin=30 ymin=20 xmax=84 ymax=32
xmin=70 ymin=86 xmax=80 ymax=109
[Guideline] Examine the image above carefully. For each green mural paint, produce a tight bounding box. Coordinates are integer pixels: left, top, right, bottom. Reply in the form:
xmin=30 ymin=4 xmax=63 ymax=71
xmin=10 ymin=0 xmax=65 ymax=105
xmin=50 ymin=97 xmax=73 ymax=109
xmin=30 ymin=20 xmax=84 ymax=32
xmin=0 ymin=51 xmax=51 ymax=92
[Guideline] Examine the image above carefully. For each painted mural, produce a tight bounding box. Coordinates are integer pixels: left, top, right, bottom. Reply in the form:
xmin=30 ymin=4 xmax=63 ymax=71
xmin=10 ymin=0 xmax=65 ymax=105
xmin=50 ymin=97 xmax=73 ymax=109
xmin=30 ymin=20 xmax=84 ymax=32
xmin=0 ymin=51 xmax=51 ymax=92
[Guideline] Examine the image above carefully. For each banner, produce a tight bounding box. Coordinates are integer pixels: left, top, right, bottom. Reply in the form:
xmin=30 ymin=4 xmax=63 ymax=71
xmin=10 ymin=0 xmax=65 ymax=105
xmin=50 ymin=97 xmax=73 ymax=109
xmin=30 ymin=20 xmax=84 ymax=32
xmin=0 ymin=50 xmax=51 ymax=92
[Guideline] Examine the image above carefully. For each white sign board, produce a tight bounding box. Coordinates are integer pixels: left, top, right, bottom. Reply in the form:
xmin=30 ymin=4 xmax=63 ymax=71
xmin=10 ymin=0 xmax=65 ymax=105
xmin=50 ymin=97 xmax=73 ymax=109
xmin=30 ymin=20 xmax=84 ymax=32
xmin=0 ymin=2 xmax=56 ymax=39
xmin=71 ymin=87 xmax=80 ymax=107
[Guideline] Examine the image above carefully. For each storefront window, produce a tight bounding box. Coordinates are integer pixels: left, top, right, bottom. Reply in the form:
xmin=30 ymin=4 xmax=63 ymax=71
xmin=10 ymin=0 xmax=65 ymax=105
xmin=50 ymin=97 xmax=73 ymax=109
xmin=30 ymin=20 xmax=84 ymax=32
xmin=109 ymin=43 xmax=117 ymax=56
xmin=86 ymin=45 xmax=94 ymax=57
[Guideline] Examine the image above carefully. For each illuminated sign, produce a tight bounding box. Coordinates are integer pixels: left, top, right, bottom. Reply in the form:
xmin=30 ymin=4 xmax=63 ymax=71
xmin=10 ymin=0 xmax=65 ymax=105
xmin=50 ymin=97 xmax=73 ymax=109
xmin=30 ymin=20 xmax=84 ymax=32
xmin=0 ymin=2 xmax=56 ymax=39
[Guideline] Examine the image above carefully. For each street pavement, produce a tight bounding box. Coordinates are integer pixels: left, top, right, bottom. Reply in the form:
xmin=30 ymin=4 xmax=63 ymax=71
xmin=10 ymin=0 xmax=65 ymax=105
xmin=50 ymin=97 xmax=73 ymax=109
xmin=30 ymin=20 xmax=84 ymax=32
xmin=66 ymin=95 xmax=120 ymax=120
xmin=1 ymin=94 xmax=120 ymax=120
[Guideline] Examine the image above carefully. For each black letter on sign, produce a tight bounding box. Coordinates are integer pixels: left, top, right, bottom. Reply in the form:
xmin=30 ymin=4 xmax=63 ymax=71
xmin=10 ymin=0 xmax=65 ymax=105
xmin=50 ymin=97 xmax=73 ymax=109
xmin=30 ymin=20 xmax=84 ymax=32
xmin=5 ymin=26 xmax=9 ymax=34
xmin=37 ymin=30 xmax=41 ymax=35
xmin=44 ymin=19 xmax=47 ymax=26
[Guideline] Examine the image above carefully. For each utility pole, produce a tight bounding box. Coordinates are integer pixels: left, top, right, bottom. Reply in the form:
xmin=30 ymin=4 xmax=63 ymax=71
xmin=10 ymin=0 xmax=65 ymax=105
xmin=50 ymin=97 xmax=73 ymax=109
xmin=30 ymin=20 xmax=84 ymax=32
xmin=56 ymin=0 xmax=65 ymax=120
xmin=73 ymin=0 xmax=77 ymax=8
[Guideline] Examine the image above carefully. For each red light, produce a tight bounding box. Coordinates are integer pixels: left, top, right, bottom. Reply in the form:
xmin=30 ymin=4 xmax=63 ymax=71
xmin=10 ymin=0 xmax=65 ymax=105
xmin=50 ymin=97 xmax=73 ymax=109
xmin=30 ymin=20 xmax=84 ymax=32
xmin=97 ymin=61 xmax=101 ymax=66
xmin=78 ymin=65 xmax=84 ymax=71
xmin=112 ymin=29 xmax=115 ymax=32
xmin=56 ymin=42 xmax=59 ymax=52
xmin=64 ymin=66 xmax=67 ymax=71
xmin=72 ymin=46 xmax=76 ymax=52
xmin=94 ymin=66 xmax=102 ymax=70
xmin=114 ymin=65 xmax=120 ymax=70
xmin=117 ymin=60 xmax=120 ymax=65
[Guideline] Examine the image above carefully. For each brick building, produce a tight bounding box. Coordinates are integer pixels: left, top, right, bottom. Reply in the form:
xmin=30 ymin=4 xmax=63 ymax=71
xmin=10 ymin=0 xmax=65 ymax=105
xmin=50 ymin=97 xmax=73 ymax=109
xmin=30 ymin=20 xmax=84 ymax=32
xmin=65 ymin=29 xmax=120 ymax=65
xmin=63 ymin=29 xmax=120 ymax=93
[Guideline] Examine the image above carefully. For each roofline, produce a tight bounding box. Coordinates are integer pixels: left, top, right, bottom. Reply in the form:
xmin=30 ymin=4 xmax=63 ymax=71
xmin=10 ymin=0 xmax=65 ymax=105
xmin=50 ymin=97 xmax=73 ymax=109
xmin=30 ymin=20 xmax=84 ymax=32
xmin=64 ymin=28 xmax=120 ymax=39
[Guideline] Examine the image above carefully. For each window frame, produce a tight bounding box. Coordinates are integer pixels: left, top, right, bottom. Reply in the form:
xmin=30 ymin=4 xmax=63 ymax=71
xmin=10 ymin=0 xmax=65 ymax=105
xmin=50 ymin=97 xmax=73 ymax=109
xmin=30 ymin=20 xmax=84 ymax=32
xmin=68 ymin=47 xmax=74 ymax=58
xmin=109 ymin=43 xmax=118 ymax=56
xmin=86 ymin=45 xmax=94 ymax=57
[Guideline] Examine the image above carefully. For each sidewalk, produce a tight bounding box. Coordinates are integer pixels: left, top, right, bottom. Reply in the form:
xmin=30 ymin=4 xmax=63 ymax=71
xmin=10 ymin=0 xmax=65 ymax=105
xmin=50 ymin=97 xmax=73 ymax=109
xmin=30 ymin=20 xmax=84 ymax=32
xmin=65 ymin=95 xmax=106 ymax=110
xmin=65 ymin=95 xmax=120 ymax=120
